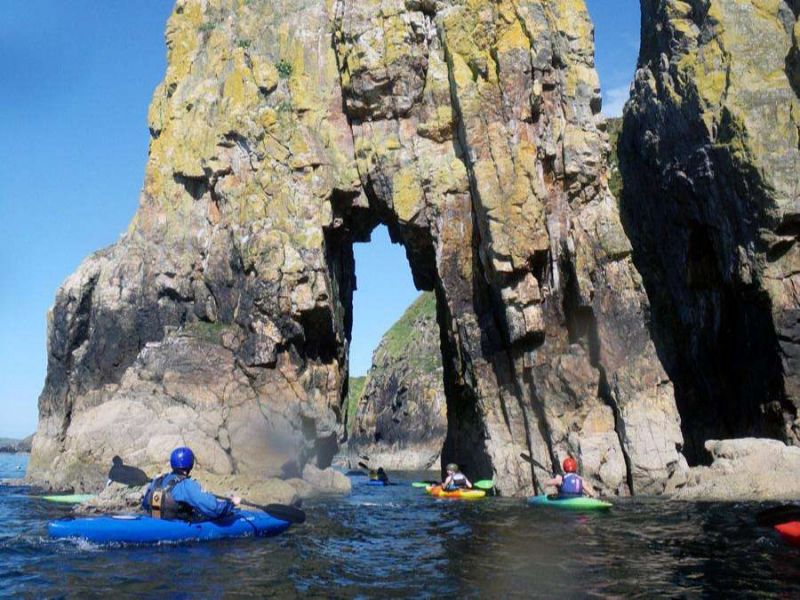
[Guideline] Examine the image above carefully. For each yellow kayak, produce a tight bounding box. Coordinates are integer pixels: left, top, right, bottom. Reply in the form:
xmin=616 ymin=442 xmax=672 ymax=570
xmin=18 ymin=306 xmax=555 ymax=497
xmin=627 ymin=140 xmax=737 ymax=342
xmin=425 ymin=485 xmax=486 ymax=500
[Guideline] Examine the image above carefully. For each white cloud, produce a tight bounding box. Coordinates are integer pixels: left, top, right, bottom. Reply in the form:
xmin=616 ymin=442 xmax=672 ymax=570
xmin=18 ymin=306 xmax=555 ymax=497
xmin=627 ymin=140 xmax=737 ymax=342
xmin=602 ymin=83 xmax=632 ymax=118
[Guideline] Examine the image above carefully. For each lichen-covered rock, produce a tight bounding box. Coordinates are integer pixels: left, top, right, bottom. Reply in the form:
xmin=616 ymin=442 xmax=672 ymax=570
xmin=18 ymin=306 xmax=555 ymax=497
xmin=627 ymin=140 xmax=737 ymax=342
xmin=334 ymin=0 xmax=683 ymax=495
xmin=667 ymin=438 xmax=800 ymax=501
xmin=620 ymin=0 xmax=800 ymax=461
xmin=29 ymin=0 xmax=358 ymax=491
xmin=344 ymin=292 xmax=447 ymax=470
xmin=30 ymin=0 xmax=685 ymax=497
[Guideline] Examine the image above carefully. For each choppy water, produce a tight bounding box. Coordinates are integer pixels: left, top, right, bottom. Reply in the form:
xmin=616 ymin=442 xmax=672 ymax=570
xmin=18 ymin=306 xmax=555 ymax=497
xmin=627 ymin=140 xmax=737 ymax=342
xmin=2 ymin=453 xmax=799 ymax=598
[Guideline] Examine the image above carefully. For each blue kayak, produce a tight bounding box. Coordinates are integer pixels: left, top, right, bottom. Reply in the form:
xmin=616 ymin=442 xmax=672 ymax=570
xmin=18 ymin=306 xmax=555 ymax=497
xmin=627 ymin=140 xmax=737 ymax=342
xmin=527 ymin=495 xmax=612 ymax=510
xmin=48 ymin=510 xmax=291 ymax=544
xmin=366 ymin=480 xmax=389 ymax=486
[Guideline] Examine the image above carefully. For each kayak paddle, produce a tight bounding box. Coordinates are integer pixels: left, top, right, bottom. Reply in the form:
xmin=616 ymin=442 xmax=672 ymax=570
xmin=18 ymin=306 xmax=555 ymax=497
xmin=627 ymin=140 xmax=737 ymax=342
xmin=411 ymin=480 xmax=439 ymax=488
xmin=216 ymin=496 xmax=306 ymax=524
xmin=473 ymin=480 xmax=495 ymax=490
xmin=756 ymin=504 xmax=800 ymax=527
xmin=520 ymin=452 xmax=557 ymax=474
xmin=357 ymin=461 xmax=370 ymax=471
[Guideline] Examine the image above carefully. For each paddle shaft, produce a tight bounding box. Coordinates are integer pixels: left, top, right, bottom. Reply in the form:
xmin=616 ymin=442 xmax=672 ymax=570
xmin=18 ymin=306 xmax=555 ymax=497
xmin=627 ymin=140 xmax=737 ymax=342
xmin=214 ymin=496 xmax=306 ymax=524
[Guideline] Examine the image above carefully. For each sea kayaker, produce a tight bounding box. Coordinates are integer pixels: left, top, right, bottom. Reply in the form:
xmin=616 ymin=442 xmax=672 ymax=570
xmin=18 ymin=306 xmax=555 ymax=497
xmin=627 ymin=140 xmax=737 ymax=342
xmin=548 ymin=457 xmax=595 ymax=498
xmin=142 ymin=447 xmax=241 ymax=521
xmin=376 ymin=467 xmax=389 ymax=483
xmin=442 ymin=463 xmax=472 ymax=491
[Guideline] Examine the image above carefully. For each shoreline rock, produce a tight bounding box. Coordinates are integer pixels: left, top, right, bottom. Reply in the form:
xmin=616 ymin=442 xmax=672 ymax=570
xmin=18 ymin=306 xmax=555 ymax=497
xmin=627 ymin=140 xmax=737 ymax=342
xmin=667 ymin=438 xmax=800 ymax=502
xmin=73 ymin=466 xmax=350 ymax=515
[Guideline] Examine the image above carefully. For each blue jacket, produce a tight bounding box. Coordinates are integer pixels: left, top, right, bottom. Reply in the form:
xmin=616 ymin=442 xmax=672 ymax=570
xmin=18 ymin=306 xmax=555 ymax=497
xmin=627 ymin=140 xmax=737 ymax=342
xmin=142 ymin=473 xmax=235 ymax=520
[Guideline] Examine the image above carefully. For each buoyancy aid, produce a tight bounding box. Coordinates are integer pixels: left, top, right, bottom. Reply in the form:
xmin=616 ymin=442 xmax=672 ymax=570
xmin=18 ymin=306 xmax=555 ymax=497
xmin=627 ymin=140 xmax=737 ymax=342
xmin=559 ymin=473 xmax=583 ymax=497
xmin=445 ymin=472 xmax=468 ymax=491
xmin=144 ymin=473 xmax=194 ymax=521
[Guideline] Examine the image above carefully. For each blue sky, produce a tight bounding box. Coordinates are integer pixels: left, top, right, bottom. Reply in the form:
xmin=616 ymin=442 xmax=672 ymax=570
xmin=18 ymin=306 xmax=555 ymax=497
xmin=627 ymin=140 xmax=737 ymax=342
xmin=0 ymin=0 xmax=639 ymax=438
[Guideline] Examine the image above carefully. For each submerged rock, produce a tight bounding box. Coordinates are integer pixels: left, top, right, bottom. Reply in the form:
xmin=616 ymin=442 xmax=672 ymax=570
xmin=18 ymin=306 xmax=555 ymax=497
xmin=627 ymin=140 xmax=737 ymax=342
xmin=30 ymin=0 xmax=686 ymax=497
xmin=344 ymin=292 xmax=447 ymax=471
xmin=620 ymin=0 xmax=800 ymax=461
xmin=667 ymin=438 xmax=800 ymax=501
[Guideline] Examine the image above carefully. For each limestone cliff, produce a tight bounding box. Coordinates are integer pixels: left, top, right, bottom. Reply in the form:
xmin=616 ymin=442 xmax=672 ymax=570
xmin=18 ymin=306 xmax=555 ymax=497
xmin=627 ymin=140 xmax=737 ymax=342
xmin=620 ymin=0 xmax=800 ymax=462
xmin=30 ymin=0 xmax=684 ymax=496
xmin=345 ymin=292 xmax=447 ymax=470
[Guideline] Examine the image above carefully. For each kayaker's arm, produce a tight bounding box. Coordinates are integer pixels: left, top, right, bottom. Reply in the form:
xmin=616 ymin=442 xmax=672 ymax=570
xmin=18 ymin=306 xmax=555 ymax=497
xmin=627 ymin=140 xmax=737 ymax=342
xmin=582 ymin=481 xmax=596 ymax=498
xmin=172 ymin=479 xmax=238 ymax=519
xmin=464 ymin=476 xmax=473 ymax=489
xmin=141 ymin=479 xmax=155 ymax=511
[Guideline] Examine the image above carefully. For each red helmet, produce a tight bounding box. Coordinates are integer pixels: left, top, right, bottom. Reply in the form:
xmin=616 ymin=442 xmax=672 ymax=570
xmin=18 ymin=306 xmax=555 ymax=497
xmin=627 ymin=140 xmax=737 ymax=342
xmin=562 ymin=457 xmax=577 ymax=473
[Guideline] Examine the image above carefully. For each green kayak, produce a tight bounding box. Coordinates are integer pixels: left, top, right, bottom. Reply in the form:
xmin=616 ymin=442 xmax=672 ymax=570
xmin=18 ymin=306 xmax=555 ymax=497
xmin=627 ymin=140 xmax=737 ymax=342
xmin=39 ymin=494 xmax=96 ymax=504
xmin=527 ymin=494 xmax=612 ymax=510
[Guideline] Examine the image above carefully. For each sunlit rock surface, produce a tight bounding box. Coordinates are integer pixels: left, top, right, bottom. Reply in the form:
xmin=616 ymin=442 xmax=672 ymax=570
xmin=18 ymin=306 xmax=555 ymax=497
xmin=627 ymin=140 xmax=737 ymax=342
xmin=30 ymin=0 xmax=685 ymax=496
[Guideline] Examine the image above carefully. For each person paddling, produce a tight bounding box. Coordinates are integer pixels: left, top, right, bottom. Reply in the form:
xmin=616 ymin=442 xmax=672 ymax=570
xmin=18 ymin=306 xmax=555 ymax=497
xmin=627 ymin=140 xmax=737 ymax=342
xmin=376 ymin=467 xmax=389 ymax=483
xmin=548 ymin=457 xmax=595 ymax=498
xmin=442 ymin=463 xmax=472 ymax=491
xmin=142 ymin=447 xmax=241 ymax=521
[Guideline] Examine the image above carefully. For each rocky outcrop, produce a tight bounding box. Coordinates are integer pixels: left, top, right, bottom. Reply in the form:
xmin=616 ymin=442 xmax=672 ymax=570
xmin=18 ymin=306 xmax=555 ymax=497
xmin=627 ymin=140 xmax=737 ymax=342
xmin=344 ymin=292 xmax=447 ymax=470
xmin=76 ymin=467 xmax=348 ymax=515
xmin=0 ymin=436 xmax=33 ymax=454
xmin=620 ymin=0 xmax=800 ymax=462
xmin=667 ymin=438 xmax=800 ymax=501
xmin=30 ymin=0 xmax=685 ymax=497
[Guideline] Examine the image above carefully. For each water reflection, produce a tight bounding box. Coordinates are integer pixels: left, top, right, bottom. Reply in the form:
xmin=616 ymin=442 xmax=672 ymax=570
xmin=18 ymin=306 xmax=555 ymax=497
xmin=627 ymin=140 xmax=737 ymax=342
xmin=1 ymin=458 xmax=799 ymax=598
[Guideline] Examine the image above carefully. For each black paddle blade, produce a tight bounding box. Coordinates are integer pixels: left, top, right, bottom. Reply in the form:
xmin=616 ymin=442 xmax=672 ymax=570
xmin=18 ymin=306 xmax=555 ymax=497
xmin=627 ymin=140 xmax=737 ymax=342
xmin=756 ymin=504 xmax=800 ymax=527
xmin=265 ymin=503 xmax=307 ymax=524
xmin=357 ymin=461 xmax=370 ymax=470
xmin=237 ymin=499 xmax=307 ymax=524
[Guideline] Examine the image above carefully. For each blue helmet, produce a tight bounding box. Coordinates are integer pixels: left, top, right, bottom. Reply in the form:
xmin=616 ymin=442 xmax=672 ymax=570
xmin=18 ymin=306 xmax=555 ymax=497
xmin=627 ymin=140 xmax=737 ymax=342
xmin=170 ymin=447 xmax=195 ymax=472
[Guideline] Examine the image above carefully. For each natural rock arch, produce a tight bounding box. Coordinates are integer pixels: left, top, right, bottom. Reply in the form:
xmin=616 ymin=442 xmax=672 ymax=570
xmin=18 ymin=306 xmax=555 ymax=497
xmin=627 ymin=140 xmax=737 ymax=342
xmin=28 ymin=0 xmax=685 ymax=496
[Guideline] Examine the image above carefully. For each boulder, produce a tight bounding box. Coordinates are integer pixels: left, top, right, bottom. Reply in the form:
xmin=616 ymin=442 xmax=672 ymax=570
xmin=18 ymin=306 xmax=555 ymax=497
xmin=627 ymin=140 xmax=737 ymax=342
xmin=301 ymin=464 xmax=351 ymax=496
xmin=667 ymin=438 xmax=800 ymax=501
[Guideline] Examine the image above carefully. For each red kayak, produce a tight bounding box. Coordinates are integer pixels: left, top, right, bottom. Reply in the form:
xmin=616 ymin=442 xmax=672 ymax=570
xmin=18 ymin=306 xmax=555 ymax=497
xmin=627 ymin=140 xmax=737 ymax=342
xmin=774 ymin=521 xmax=800 ymax=547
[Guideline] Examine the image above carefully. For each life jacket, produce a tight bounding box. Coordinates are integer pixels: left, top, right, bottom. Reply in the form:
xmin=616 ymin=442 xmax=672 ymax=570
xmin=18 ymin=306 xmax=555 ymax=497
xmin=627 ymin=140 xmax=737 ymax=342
xmin=445 ymin=472 xmax=468 ymax=491
xmin=559 ymin=473 xmax=583 ymax=497
xmin=144 ymin=473 xmax=194 ymax=521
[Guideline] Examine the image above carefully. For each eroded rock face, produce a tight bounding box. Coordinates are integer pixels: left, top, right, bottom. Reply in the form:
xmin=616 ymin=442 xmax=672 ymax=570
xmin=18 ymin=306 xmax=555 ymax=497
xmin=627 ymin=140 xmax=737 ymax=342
xmin=344 ymin=292 xmax=447 ymax=470
xmin=620 ymin=0 xmax=800 ymax=462
xmin=29 ymin=0 xmax=356 ymax=491
xmin=334 ymin=0 xmax=683 ymax=495
xmin=30 ymin=0 xmax=684 ymax=496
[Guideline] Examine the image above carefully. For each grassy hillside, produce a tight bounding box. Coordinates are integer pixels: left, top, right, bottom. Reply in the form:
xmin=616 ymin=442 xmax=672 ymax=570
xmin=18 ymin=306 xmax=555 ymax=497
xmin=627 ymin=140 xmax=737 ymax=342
xmin=344 ymin=376 xmax=367 ymax=436
xmin=379 ymin=292 xmax=439 ymax=372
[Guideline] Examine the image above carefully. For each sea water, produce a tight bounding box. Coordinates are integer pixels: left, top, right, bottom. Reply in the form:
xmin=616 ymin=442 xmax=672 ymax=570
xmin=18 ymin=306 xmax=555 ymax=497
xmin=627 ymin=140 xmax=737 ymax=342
xmin=1 ymin=454 xmax=799 ymax=598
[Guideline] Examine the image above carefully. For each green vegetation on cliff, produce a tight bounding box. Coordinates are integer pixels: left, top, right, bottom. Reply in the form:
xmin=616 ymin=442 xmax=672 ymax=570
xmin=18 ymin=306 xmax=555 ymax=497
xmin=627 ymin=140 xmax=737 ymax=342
xmin=380 ymin=292 xmax=439 ymax=372
xmin=344 ymin=376 xmax=366 ymax=436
